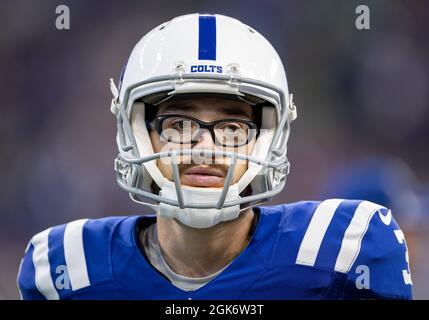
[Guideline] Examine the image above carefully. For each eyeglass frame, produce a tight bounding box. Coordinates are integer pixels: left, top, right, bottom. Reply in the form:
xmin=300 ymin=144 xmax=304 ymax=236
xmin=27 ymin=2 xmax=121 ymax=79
xmin=146 ymin=113 xmax=260 ymax=147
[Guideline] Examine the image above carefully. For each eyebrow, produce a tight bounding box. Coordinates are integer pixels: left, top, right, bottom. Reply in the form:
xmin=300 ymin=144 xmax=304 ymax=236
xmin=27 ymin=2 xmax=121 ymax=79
xmin=160 ymin=103 xmax=252 ymax=119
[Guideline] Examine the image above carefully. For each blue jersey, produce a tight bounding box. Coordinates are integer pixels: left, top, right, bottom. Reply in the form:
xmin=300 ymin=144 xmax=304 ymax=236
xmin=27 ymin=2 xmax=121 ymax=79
xmin=17 ymin=199 xmax=412 ymax=299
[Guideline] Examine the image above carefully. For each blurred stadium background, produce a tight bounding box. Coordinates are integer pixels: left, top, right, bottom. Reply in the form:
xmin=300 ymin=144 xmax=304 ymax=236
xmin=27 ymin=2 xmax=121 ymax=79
xmin=1 ymin=0 xmax=428 ymax=299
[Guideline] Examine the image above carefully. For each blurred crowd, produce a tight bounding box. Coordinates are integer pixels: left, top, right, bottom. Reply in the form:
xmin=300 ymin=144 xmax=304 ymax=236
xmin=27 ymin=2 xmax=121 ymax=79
xmin=0 ymin=0 xmax=428 ymax=299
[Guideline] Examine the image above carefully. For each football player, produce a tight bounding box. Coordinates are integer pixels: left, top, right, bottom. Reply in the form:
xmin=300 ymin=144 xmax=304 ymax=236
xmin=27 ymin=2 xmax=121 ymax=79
xmin=17 ymin=13 xmax=412 ymax=299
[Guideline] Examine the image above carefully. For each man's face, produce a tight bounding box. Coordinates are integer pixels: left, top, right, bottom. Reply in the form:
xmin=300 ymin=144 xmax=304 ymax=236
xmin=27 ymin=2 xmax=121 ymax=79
xmin=149 ymin=96 xmax=257 ymax=188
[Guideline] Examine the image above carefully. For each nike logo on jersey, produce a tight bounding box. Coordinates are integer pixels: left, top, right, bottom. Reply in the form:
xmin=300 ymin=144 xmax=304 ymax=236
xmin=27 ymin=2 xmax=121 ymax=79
xmin=378 ymin=208 xmax=392 ymax=226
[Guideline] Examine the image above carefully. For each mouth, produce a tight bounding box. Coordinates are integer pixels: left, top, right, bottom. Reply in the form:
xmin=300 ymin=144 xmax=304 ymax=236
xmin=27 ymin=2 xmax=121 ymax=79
xmin=181 ymin=166 xmax=225 ymax=187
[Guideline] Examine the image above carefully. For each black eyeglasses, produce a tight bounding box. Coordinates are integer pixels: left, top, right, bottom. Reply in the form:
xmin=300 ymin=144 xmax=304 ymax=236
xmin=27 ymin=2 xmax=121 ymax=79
xmin=147 ymin=114 xmax=259 ymax=147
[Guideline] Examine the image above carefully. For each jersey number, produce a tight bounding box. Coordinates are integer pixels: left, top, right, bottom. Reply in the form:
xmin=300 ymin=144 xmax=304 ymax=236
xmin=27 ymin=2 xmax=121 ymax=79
xmin=394 ymin=229 xmax=412 ymax=285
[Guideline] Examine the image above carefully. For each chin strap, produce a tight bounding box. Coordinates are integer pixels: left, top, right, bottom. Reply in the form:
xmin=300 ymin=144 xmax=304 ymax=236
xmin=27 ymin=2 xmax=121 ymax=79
xmin=158 ymin=180 xmax=241 ymax=228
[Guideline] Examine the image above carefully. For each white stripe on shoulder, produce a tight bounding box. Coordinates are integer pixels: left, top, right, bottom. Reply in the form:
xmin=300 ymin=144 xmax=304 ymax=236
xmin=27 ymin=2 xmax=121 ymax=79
xmin=63 ymin=219 xmax=91 ymax=291
xmin=31 ymin=228 xmax=59 ymax=300
xmin=334 ymin=201 xmax=385 ymax=273
xmin=17 ymin=240 xmax=32 ymax=300
xmin=296 ymin=199 xmax=343 ymax=267
xmin=17 ymin=257 xmax=24 ymax=300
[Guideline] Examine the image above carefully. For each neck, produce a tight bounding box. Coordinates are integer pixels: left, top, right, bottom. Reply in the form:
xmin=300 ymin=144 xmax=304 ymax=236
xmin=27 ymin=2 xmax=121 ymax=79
xmin=156 ymin=208 xmax=256 ymax=278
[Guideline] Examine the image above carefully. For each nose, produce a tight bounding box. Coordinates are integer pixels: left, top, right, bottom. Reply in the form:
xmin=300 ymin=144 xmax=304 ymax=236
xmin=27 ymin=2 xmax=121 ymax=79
xmin=192 ymin=129 xmax=216 ymax=150
xmin=191 ymin=129 xmax=232 ymax=166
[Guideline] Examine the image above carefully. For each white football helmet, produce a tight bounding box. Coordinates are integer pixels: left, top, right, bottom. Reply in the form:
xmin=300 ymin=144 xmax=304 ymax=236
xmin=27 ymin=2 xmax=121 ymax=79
xmin=110 ymin=13 xmax=297 ymax=228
